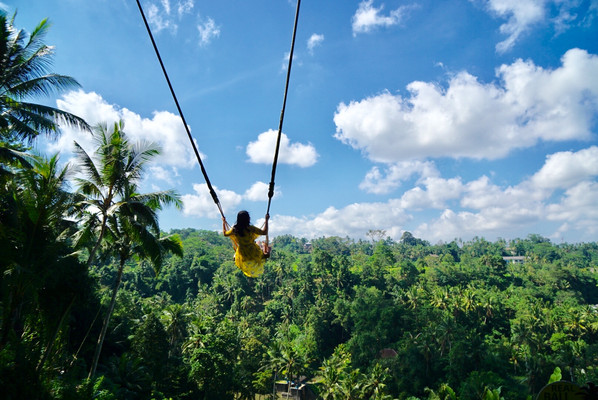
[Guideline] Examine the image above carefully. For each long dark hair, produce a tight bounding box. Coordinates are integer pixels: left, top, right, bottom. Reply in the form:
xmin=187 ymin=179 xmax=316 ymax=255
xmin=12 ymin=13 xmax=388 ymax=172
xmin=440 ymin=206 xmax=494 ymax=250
xmin=233 ymin=210 xmax=250 ymax=235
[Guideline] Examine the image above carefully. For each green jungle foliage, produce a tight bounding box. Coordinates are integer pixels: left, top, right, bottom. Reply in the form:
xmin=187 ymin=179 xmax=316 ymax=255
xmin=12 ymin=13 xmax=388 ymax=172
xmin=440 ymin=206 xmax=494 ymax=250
xmin=2 ymin=10 xmax=598 ymax=400
xmin=2 ymin=220 xmax=598 ymax=399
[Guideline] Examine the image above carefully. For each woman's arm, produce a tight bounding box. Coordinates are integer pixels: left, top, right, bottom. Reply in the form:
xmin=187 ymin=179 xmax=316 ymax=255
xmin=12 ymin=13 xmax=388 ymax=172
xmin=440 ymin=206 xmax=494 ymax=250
xmin=222 ymin=217 xmax=230 ymax=236
xmin=252 ymin=214 xmax=269 ymax=236
xmin=254 ymin=214 xmax=270 ymax=235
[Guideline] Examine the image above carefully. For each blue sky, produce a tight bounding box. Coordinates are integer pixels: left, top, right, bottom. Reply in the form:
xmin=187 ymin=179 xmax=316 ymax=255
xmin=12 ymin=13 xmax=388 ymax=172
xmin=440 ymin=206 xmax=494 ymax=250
xmin=7 ymin=0 xmax=598 ymax=243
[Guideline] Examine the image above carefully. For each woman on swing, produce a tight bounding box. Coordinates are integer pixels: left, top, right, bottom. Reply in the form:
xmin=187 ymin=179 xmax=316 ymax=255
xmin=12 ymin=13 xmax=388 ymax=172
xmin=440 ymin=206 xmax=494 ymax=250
xmin=223 ymin=210 xmax=270 ymax=277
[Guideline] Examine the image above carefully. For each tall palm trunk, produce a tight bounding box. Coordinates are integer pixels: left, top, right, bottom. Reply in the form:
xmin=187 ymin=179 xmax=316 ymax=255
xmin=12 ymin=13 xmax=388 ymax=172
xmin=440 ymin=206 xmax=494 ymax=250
xmin=37 ymin=296 xmax=75 ymax=372
xmin=86 ymin=214 xmax=108 ymax=269
xmin=88 ymin=255 xmax=125 ymax=379
xmin=86 ymin=188 xmax=113 ymax=268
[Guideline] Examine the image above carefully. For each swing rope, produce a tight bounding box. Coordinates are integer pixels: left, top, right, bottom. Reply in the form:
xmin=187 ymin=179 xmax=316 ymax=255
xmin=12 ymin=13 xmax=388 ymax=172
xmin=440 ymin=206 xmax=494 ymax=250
xmin=136 ymin=0 xmax=225 ymax=219
xmin=268 ymin=0 xmax=301 ymax=217
xmin=265 ymin=0 xmax=301 ymax=250
xmin=136 ymin=0 xmax=302 ymax=245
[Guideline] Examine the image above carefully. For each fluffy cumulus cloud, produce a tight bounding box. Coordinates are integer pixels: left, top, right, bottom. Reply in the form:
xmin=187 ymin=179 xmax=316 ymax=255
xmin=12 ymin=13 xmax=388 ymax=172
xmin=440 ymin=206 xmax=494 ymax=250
xmin=546 ymin=181 xmax=598 ymax=233
xmin=269 ymin=200 xmax=412 ymax=239
xmin=475 ymin=0 xmax=598 ymax=52
xmin=413 ymin=205 xmax=544 ymax=243
xmin=244 ymin=181 xmax=281 ymax=202
xmin=182 ymin=183 xmax=242 ymax=218
xmin=351 ymin=0 xmax=413 ymax=35
xmin=50 ymin=90 xmax=199 ymax=182
xmin=536 ymin=147 xmax=598 ymax=236
xmin=412 ymin=147 xmax=598 ymax=242
xmin=272 ymin=145 xmax=598 ymax=242
xmin=359 ymin=160 xmax=439 ymax=194
xmin=182 ymin=180 xmax=278 ymax=217
xmin=354 ymin=172 xmax=547 ymax=242
xmin=177 ymin=146 xmax=598 ymax=243
xmin=334 ymin=48 xmax=598 ymax=162
xmin=530 ymin=146 xmax=598 ymax=190
xmin=246 ymin=129 xmax=318 ymax=167
xmin=481 ymin=0 xmax=546 ymax=53
xmin=400 ymin=176 xmax=464 ymax=210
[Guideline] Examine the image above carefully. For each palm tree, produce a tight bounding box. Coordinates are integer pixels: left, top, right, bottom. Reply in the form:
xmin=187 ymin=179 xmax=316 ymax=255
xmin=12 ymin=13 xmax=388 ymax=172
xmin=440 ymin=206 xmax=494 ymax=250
xmin=319 ymin=344 xmax=352 ymax=400
xmin=74 ymin=122 xmax=183 ymax=378
xmin=73 ymin=120 xmax=175 ymax=268
xmin=161 ymin=303 xmax=191 ymax=358
xmin=0 ymin=153 xmax=79 ymax=345
xmin=264 ymin=333 xmax=308 ymax=399
xmin=88 ymin=181 xmax=183 ymax=378
xmin=0 ymin=12 xmax=89 ymax=144
xmin=360 ymin=363 xmax=392 ymax=400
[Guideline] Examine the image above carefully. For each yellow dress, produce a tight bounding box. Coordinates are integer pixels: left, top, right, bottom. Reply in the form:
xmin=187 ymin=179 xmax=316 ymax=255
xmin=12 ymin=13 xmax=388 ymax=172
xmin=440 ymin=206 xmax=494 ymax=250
xmin=224 ymin=225 xmax=268 ymax=277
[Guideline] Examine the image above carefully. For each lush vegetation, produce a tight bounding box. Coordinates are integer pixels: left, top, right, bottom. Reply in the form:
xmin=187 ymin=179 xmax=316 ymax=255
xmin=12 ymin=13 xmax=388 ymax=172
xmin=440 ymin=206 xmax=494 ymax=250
xmin=2 ymin=11 xmax=598 ymax=400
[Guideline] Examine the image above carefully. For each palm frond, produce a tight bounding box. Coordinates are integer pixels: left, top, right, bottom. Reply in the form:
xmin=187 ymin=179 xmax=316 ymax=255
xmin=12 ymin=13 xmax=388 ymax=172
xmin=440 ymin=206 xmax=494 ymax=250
xmin=0 ymin=143 xmax=33 ymax=169
xmin=134 ymin=189 xmax=183 ymax=210
xmin=72 ymin=141 xmax=103 ymax=187
xmin=16 ymin=101 xmax=91 ymax=133
xmin=23 ymin=17 xmax=51 ymax=56
xmin=0 ymin=12 xmax=90 ymax=142
xmin=9 ymin=74 xmax=82 ymax=99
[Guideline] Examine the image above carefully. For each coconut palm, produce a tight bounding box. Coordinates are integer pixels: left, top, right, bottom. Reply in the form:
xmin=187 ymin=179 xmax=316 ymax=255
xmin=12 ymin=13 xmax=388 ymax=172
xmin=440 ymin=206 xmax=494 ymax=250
xmin=0 ymin=12 xmax=89 ymax=143
xmin=73 ymin=120 xmax=177 ymax=268
xmin=0 ymin=153 xmax=81 ymax=348
xmin=161 ymin=303 xmax=191 ymax=358
xmin=73 ymin=121 xmax=183 ymax=378
xmin=88 ymin=180 xmax=183 ymax=379
xmin=264 ymin=332 xmax=309 ymax=399
xmin=319 ymin=344 xmax=352 ymax=400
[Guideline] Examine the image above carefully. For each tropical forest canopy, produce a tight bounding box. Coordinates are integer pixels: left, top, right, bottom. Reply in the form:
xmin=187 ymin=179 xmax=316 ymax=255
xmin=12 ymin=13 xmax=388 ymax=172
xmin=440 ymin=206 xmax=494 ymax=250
xmin=1 ymin=11 xmax=598 ymax=400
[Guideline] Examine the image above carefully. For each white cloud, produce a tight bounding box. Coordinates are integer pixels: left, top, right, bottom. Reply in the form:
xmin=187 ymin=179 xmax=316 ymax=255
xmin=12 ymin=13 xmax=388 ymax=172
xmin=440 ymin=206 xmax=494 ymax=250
xmin=414 ymin=204 xmax=544 ymax=242
xmin=281 ymin=51 xmax=301 ymax=72
xmin=334 ymin=48 xmax=598 ymax=162
xmin=161 ymin=0 xmax=171 ymax=15
xmin=475 ymin=0 xmax=597 ymax=52
xmin=145 ymin=0 xmax=195 ymax=34
xmin=270 ymin=145 xmax=598 ymax=242
xmin=352 ymin=0 xmax=412 ymax=36
xmin=244 ymin=181 xmax=281 ymax=202
xmin=197 ymin=17 xmax=220 ymax=46
xmin=144 ymin=0 xmax=219 ymax=48
xmin=182 ymin=183 xmax=243 ymax=218
xmin=246 ymin=129 xmax=318 ymax=167
xmin=360 ymin=160 xmax=439 ymax=194
xmin=400 ymin=176 xmax=464 ymax=209
xmin=531 ymin=146 xmax=598 ymax=189
xmin=149 ymin=165 xmax=178 ymax=185
xmin=460 ymin=175 xmax=546 ymax=210
xmin=411 ymin=178 xmax=547 ymax=242
xmin=546 ymin=181 xmax=598 ymax=232
xmin=271 ymin=183 xmax=544 ymax=242
xmin=183 ymin=181 xmax=281 ymax=218
xmin=270 ymin=176 xmax=545 ymax=241
xmin=147 ymin=2 xmax=176 ymax=33
xmin=307 ymin=33 xmax=324 ymax=54
xmin=50 ymin=90 xmax=200 ymax=182
xmin=412 ymin=148 xmax=598 ymax=242
xmin=177 ymin=0 xmax=194 ymax=17
xmin=482 ymin=0 xmax=545 ymax=53
xmin=270 ymin=200 xmax=412 ymax=239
